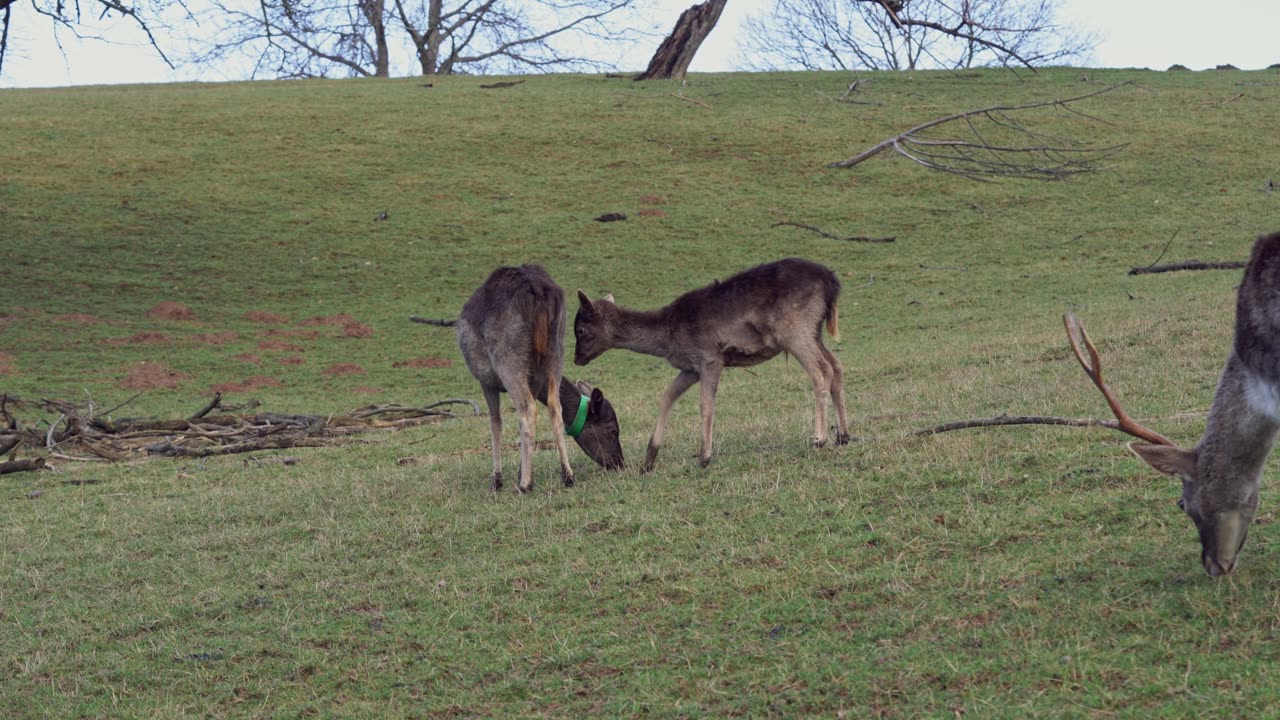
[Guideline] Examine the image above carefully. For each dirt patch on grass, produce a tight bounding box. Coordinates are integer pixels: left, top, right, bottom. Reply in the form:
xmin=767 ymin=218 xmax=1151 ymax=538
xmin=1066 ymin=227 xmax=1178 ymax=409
xmin=231 ymin=353 xmax=263 ymax=365
xmin=637 ymin=208 xmax=667 ymax=218
xmin=279 ymin=356 xmax=305 ymax=366
xmin=393 ymin=357 xmax=452 ymax=369
xmin=301 ymin=313 xmax=373 ymax=338
xmin=54 ymin=313 xmax=104 ymax=324
xmin=323 ymin=363 xmax=365 ymax=376
xmin=244 ymin=310 xmax=289 ymax=324
xmin=262 ymin=328 xmax=321 ymax=340
xmin=353 ymin=386 xmax=383 ymax=394
xmin=120 ymin=361 xmax=191 ymax=390
xmin=107 ymin=332 xmax=172 ymax=346
xmin=209 ymin=376 xmax=285 ymax=393
xmin=639 ymin=195 xmax=667 ymax=205
xmin=146 ymin=302 xmax=197 ymax=321
xmin=300 ymin=313 xmax=360 ymax=327
xmin=258 ymin=340 xmax=307 ymax=353
xmin=0 ymin=351 xmax=17 ymax=375
xmin=194 ymin=331 xmax=239 ymax=345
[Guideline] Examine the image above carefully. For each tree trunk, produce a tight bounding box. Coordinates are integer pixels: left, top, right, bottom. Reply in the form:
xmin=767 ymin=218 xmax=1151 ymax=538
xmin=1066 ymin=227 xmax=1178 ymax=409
xmin=634 ymin=0 xmax=727 ymax=81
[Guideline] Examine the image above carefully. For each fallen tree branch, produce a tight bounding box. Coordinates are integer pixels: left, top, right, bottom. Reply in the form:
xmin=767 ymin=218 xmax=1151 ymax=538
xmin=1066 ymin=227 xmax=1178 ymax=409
xmin=0 ymin=395 xmax=479 ymax=467
xmin=1127 ymin=260 xmax=1246 ymax=276
xmin=911 ymin=414 xmax=1124 ymax=437
xmin=0 ymin=457 xmax=46 ymax=475
xmin=771 ymin=221 xmax=895 ymax=243
xmin=828 ymin=83 xmax=1131 ymax=180
xmin=410 ymin=315 xmax=457 ymax=327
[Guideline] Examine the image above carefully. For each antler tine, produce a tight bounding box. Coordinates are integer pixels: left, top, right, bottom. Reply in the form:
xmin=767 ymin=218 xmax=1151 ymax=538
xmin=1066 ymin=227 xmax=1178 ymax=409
xmin=1063 ymin=313 xmax=1176 ymax=447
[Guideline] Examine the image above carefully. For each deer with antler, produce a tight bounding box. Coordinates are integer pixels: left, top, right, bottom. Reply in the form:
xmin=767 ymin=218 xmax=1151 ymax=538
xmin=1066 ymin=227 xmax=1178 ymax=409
xmin=1068 ymin=231 xmax=1280 ymax=576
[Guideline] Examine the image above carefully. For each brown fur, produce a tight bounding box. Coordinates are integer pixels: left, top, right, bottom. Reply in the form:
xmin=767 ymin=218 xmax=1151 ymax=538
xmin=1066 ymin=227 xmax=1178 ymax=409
xmin=574 ymin=258 xmax=849 ymax=472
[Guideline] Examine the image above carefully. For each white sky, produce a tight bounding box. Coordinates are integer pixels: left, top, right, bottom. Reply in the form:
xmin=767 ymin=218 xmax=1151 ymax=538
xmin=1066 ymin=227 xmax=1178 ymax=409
xmin=1 ymin=0 xmax=1276 ymax=88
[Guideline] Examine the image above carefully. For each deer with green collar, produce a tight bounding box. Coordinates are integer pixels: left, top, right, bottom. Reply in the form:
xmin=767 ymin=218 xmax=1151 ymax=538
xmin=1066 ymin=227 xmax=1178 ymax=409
xmin=456 ymin=265 xmax=624 ymax=493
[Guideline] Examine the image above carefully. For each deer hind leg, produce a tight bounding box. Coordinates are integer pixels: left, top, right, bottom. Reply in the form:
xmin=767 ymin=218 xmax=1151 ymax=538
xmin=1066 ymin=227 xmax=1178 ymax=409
xmin=644 ymin=369 xmax=700 ymax=474
xmin=791 ymin=338 xmax=834 ymax=448
xmin=697 ymin=363 xmax=723 ymax=468
xmin=508 ymin=384 xmax=539 ymax=494
xmin=821 ymin=344 xmax=851 ymax=445
xmin=545 ymin=366 xmax=575 ymax=488
xmin=481 ymin=386 xmax=505 ymax=492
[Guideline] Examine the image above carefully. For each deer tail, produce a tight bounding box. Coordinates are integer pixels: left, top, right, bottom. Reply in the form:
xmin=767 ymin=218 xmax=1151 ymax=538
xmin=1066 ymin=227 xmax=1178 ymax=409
xmin=823 ymin=271 xmax=841 ymax=342
xmin=531 ymin=305 xmax=551 ymax=358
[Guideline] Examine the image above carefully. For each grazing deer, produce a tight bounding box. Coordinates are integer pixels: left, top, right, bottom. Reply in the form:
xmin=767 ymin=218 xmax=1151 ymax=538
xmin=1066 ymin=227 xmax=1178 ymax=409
xmin=574 ymin=257 xmax=849 ymax=472
xmin=457 ymin=265 xmax=624 ymax=493
xmin=1067 ymin=231 xmax=1280 ymax=576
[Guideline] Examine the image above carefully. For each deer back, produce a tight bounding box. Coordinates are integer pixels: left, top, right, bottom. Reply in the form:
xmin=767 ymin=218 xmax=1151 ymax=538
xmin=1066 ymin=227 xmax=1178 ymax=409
xmin=1234 ymin=232 xmax=1280 ymax=385
xmin=458 ymin=265 xmax=566 ymax=397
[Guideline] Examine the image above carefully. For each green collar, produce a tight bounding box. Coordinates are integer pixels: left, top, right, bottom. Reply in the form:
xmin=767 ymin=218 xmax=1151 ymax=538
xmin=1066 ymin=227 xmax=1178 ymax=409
xmin=566 ymin=394 xmax=589 ymax=438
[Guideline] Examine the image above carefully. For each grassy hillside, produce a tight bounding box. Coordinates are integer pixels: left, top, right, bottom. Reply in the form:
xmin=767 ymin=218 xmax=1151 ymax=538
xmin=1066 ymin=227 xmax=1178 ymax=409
xmin=3 ymin=67 xmax=1280 ymax=716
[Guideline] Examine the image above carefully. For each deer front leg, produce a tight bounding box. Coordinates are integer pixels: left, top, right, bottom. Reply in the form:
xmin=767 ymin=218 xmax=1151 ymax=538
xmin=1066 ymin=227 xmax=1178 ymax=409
xmin=697 ymin=363 xmax=723 ymax=468
xmin=481 ymin=386 xmax=504 ymax=492
xmin=643 ymin=369 xmax=699 ymax=474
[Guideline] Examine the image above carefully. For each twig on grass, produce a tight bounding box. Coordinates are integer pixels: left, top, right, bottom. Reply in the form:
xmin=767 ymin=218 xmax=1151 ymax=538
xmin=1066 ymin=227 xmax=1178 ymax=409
xmin=771 ymin=222 xmax=895 ymax=243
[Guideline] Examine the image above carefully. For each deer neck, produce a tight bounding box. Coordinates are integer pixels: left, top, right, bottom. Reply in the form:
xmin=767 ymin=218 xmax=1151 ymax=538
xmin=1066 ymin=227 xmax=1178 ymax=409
xmin=610 ymin=306 xmax=674 ymax=359
xmin=542 ymin=377 xmax=586 ymax=429
xmin=1197 ymin=354 xmax=1280 ymax=485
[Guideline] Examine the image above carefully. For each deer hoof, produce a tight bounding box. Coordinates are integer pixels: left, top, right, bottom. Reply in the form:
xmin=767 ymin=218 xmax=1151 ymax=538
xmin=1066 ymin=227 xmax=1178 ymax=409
xmin=836 ymin=432 xmax=853 ymax=446
xmin=562 ymin=472 xmax=576 ymax=488
xmin=491 ymin=473 xmax=503 ymax=492
xmin=810 ymin=437 xmax=828 ymax=449
xmin=516 ymin=481 xmax=533 ymax=495
xmin=698 ymin=456 xmax=713 ymax=469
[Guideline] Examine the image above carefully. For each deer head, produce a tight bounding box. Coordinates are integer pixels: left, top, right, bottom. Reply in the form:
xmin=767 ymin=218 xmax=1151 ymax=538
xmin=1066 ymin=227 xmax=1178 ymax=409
xmin=1066 ymin=313 xmax=1263 ymax=577
xmin=573 ymin=290 xmax=616 ymax=366
xmin=570 ymin=380 xmax=625 ymax=470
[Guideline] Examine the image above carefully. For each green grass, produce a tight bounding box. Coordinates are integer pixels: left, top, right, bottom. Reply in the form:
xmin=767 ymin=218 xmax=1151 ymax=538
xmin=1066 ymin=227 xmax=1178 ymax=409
xmin=3 ymin=67 xmax=1280 ymax=717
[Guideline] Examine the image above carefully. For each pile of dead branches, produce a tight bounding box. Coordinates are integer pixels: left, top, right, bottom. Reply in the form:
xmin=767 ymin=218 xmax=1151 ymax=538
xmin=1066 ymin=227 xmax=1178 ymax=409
xmin=0 ymin=393 xmax=477 ymax=474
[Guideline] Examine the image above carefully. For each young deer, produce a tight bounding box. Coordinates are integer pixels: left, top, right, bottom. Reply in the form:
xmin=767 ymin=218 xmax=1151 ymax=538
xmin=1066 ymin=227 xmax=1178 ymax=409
xmin=457 ymin=265 xmax=624 ymax=493
xmin=574 ymin=257 xmax=849 ymax=472
xmin=1068 ymin=231 xmax=1280 ymax=576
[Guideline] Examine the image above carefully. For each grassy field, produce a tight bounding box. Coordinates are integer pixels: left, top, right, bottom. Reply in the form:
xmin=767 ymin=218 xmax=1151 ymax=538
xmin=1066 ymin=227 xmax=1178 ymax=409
xmin=3 ymin=66 xmax=1280 ymax=717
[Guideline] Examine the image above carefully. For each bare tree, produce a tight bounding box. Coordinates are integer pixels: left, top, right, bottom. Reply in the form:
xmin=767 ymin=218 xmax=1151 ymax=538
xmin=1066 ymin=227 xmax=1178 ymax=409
xmin=741 ymin=0 xmax=1094 ymax=72
xmin=197 ymin=0 xmax=645 ymax=79
xmin=0 ymin=0 xmax=192 ymax=78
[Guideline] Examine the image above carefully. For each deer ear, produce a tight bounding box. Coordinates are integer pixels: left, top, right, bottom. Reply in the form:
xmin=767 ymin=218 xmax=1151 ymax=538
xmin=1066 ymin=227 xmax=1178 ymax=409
xmin=1128 ymin=442 xmax=1197 ymax=479
xmin=575 ymin=379 xmax=593 ymax=396
xmin=603 ymin=293 xmax=615 ymax=304
xmin=576 ymin=289 xmax=595 ymax=314
xmin=589 ymin=387 xmax=606 ymax=413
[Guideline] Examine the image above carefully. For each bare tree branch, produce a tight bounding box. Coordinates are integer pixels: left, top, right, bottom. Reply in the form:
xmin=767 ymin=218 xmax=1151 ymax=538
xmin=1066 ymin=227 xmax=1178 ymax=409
xmin=828 ymin=82 xmax=1130 ymax=180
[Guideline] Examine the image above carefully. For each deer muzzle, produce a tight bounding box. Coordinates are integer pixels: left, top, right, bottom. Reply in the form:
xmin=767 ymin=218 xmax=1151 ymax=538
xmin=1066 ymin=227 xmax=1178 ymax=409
xmin=1204 ymin=510 xmax=1248 ymax=577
